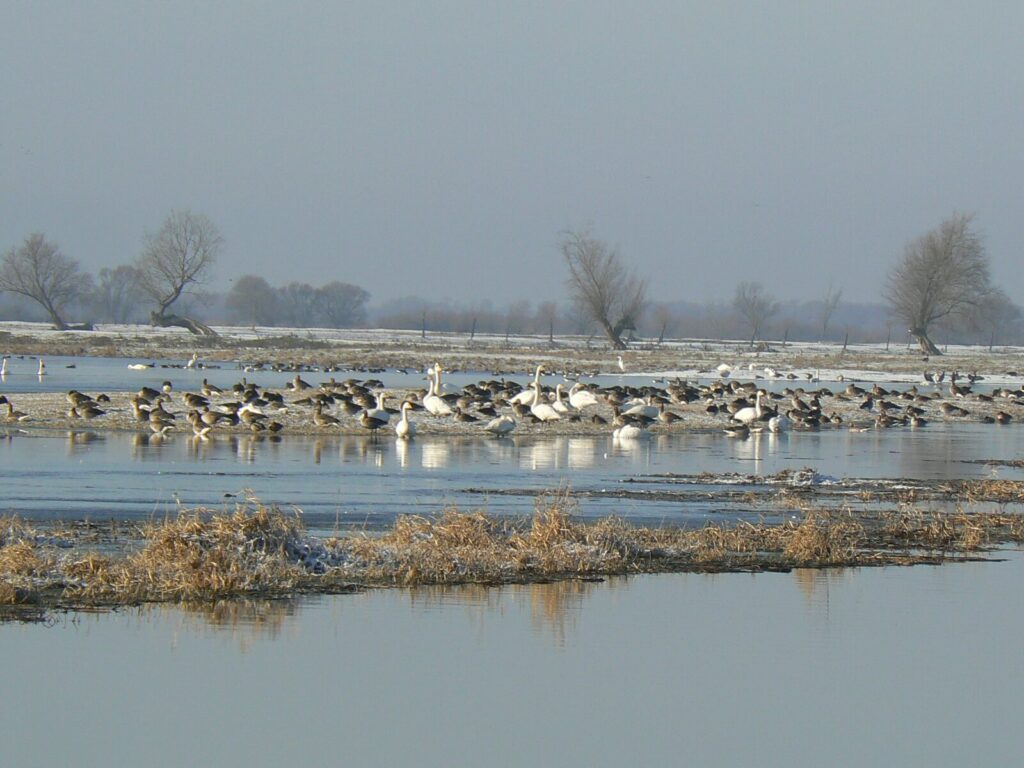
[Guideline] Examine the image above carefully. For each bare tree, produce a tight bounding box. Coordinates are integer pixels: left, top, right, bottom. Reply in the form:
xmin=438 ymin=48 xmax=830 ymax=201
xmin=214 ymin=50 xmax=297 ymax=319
xmin=971 ymin=288 xmax=1020 ymax=351
xmin=884 ymin=212 xmax=992 ymax=355
xmin=0 ymin=233 xmax=92 ymax=330
xmin=818 ymin=283 xmax=842 ymax=340
xmin=137 ymin=210 xmax=221 ymax=335
xmin=652 ymin=303 xmax=675 ymax=344
xmin=315 ymin=281 xmax=369 ymax=327
xmin=225 ymin=274 xmax=278 ymax=327
xmin=277 ymin=281 xmax=319 ymax=326
xmin=733 ymin=281 xmax=779 ymax=347
xmin=561 ymin=230 xmax=647 ymax=350
xmin=92 ymin=265 xmax=144 ymax=323
xmin=534 ymin=300 xmax=558 ymax=342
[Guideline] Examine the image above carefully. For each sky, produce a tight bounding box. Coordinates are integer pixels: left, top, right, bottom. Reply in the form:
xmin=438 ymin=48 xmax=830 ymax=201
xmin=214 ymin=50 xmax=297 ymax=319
xmin=2 ymin=1 xmax=1022 ymax=307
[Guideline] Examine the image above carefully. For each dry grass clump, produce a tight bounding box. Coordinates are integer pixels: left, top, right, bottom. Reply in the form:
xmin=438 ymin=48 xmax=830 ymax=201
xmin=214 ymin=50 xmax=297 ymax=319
xmin=70 ymin=504 xmax=308 ymax=601
xmin=945 ymin=479 xmax=1024 ymax=504
xmin=782 ymin=511 xmax=864 ymax=565
xmin=3 ymin=496 xmax=1024 ymax=617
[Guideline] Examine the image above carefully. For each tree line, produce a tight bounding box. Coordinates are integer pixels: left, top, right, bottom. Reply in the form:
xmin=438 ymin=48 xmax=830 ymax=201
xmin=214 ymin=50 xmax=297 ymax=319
xmin=2 ymin=211 xmax=1019 ymax=353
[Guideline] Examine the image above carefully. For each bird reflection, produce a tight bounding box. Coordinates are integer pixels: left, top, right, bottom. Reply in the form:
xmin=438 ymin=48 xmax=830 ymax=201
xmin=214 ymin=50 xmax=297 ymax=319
xmin=395 ymin=436 xmax=410 ymax=468
xmin=421 ymin=441 xmax=451 ymax=469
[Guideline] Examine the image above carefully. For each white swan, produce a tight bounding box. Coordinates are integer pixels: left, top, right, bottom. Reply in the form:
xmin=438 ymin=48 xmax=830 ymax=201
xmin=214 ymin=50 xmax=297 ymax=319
xmin=568 ymin=383 xmax=599 ymax=411
xmin=732 ymin=391 xmax=764 ymax=425
xmin=509 ymin=365 xmax=545 ymax=406
xmin=551 ymin=384 xmax=575 ymax=415
xmin=617 ymin=355 xmax=626 ymax=372
xmin=432 ymin=362 xmax=457 ymax=394
xmin=423 ymin=368 xmax=453 ymax=416
xmin=1 ymin=357 xmax=7 ymax=377
xmin=127 ymin=363 xmax=149 ymax=371
xmin=485 ymin=414 xmax=516 ymax=436
xmin=768 ymin=413 xmax=790 ymax=433
xmin=530 ymin=382 xmax=561 ymax=422
xmin=395 ymin=402 xmax=416 ymax=439
xmin=186 ymin=352 xmax=199 ymax=369
xmin=366 ymin=392 xmax=391 ymax=425
xmin=716 ymin=363 xmax=732 ymax=378
xmin=37 ymin=358 xmax=46 ymax=376
xmin=613 ymin=423 xmax=648 ymax=440
xmin=621 ymin=396 xmax=659 ymax=420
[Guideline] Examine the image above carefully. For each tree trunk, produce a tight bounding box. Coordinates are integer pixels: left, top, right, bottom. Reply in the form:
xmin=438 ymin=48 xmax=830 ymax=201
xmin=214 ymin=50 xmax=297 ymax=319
xmin=601 ymin=321 xmax=627 ymax=350
xmin=909 ymin=327 xmax=941 ymax=355
xmin=150 ymin=311 xmax=218 ymax=337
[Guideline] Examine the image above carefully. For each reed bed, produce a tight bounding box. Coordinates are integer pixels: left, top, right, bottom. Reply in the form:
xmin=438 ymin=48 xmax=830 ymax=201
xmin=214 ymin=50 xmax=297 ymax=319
xmin=2 ymin=494 xmax=1024 ymax=617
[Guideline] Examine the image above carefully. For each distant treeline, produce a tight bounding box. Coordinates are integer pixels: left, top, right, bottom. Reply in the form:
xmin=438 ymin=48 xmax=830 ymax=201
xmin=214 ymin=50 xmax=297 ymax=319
xmin=2 ymin=286 xmax=1021 ymax=349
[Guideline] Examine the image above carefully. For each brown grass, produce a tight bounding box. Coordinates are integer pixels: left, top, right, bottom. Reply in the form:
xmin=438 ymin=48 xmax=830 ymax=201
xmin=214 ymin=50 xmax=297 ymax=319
xmin=2 ymin=494 xmax=1024 ymax=617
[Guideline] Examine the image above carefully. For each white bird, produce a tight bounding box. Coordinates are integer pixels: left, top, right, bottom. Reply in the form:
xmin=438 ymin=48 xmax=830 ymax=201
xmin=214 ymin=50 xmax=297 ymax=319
xmin=366 ymin=392 xmax=391 ymax=425
xmin=394 ymin=402 xmax=416 ymax=439
xmin=716 ymin=363 xmax=732 ymax=378
xmin=423 ymin=368 xmax=453 ymax=416
xmin=613 ymin=423 xmax=648 ymax=440
xmin=485 ymin=414 xmax=516 ymax=436
xmin=127 ymin=363 xmax=149 ymax=371
xmin=731 ymin=391 xmax=764 ymax=425
xmin=768 ymin=413 xmax=790 ymax=433
xmin=621 ymin=396 xmax=659 ymax=421
xmin=568 ymin=383 xmax=599 ymax=411
xmin=530 ymin=382 xmax=561 ymax=422
xmin=185 ymin=352 xmax=199 ymax=369
xmin=551 ymin=384 xmax=575 ymax=415
xmin=509 ymin=365 xmax=545 ymax=406
xmin=431 ymin=362 xmax=457 ymax=394
xmin=0 ymin=357 xmax=7 ymax=376
xmin=617 ymin=355 xmax=626 ymax=372
xmin=37 ymin=358 xmax=46 ymax=376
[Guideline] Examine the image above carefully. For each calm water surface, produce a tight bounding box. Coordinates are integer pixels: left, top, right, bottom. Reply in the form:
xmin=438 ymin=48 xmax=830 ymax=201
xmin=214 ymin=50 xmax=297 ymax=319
xmin=2 ymin=551 xmax=1021 ymax=767
xmin=2 ymin=423 xmax=1022 ymax=528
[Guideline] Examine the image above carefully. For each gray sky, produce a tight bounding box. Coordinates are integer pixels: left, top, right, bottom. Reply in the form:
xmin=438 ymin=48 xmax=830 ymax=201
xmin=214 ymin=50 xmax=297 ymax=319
xmin=2 ymin=1 xmax=1022 ymax=306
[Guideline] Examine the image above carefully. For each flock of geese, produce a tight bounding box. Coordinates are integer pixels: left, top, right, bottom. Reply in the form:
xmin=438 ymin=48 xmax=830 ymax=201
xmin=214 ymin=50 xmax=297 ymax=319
xmin=3 ymin=354 xmax=1020 ymax=442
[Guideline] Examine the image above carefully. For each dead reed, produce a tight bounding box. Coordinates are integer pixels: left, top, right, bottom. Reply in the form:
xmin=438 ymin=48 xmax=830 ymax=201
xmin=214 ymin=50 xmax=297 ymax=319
xmin=2 ymin=494 xmax=1024 ymax=617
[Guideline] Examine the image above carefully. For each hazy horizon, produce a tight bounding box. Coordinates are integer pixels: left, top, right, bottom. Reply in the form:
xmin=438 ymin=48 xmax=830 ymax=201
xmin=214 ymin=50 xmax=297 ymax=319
xmin=2 ymin=2 xmax=1022 ymax=306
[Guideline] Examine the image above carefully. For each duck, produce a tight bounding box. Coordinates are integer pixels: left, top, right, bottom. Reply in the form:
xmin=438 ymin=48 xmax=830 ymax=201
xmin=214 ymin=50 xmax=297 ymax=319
xmin=394 ymin=402 xmax=416 ymax=439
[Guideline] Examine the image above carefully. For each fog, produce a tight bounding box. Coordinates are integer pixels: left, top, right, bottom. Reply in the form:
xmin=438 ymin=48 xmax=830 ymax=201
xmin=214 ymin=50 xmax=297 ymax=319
xmin=2 ymin=1 xmax=1022 ymax=305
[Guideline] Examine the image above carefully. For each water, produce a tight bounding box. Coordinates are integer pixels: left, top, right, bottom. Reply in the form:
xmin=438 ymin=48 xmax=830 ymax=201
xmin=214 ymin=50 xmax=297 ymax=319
xmin=2 ymin=551 xmax=1021 ymax=767
xmin=3 ymin=422 xmax=1021 ymax=529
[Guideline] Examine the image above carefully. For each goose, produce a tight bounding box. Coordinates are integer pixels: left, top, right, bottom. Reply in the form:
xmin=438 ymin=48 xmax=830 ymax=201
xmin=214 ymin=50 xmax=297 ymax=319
xmin=731 ymin=391 xmax=764 ymax=425
xmin=6 ymin=401 xmax=30 ymax=422
xmin=509 ymin=365 xmax=545 ymax=406
xmin=723 ymin=423 xmax=750 ymax=438
xmin=484 ymin=414 xmax=516 ymax=436
xmin=394 ymin=402 xmax=416 ymax=439
xmin=359 ymin=409 xmax=389 ymax=436
xmin=568 ymin=383 xmax=600 ymax=411
xmin=529 ymin=382 xmax=561 ymax=422
xmin=423 ymin=368 xmax=453 ymax=416
xmin=312 ymin=404 xmax=340 ymax=427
